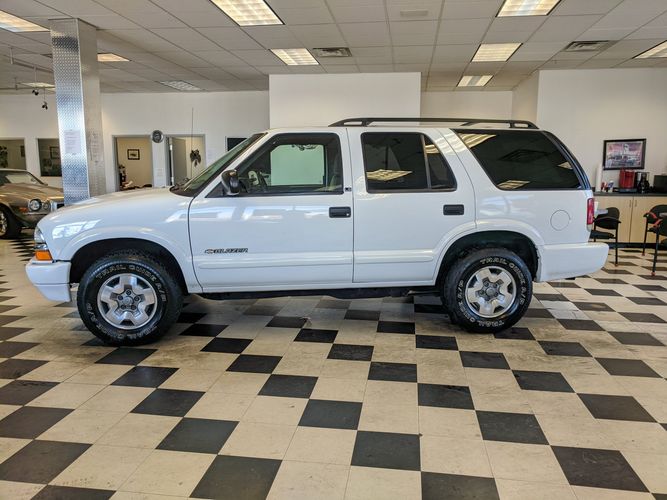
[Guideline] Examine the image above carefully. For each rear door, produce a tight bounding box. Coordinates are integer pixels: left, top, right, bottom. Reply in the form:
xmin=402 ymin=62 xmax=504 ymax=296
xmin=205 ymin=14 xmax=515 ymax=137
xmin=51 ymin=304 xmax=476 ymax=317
xmin=348 ymin=128 xmax=475 ymax=284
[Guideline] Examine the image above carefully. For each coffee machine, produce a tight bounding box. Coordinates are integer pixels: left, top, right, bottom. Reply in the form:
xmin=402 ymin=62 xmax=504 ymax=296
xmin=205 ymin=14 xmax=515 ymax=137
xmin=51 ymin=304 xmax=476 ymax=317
xmin=635 ymin=171 xmax=650 ymax=193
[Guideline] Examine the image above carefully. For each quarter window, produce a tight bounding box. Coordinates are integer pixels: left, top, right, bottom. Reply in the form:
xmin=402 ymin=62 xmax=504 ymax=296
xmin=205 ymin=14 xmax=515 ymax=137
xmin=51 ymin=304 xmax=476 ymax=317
xmin=455 ymin=129 xmax=582 ymax=190
xmin=237 ymin=133 xmax=343 ymax=195
xmin=361 ymin=133 xmax=456 ymax=192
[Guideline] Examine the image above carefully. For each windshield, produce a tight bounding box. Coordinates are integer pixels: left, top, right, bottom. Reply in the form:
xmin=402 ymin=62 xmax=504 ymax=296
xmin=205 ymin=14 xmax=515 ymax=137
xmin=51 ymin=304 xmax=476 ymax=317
xmin=0 ymin=170 xmax=45 ymax=186
xmin=172 ymin=133 xmax=264 ymax=196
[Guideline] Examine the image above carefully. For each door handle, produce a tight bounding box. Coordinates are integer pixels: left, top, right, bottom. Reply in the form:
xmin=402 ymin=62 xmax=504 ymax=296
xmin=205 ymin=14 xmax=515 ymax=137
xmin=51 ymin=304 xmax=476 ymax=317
xmin=329 ymin=206 xmax=351 ymax=218
xmin=443 ymin=204 xmax=465 ymax=215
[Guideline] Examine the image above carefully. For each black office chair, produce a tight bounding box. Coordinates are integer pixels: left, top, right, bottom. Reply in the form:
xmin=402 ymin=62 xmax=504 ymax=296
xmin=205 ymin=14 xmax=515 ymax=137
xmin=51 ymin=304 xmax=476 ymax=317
xmin=651 ymin=217 xmax=667 ymax=275
xmin=590 ymin=207 xmax=621 ymax=265
xmin=642 ymin=204 xmax=667 ymax=255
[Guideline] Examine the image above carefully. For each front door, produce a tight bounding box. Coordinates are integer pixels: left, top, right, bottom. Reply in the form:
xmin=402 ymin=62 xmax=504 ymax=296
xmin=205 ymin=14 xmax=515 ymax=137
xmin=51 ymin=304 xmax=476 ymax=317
xmin=189 ymin=131 xmax=354 ymax=291
xmin=348 ymin=128 xmax=475 ymax=284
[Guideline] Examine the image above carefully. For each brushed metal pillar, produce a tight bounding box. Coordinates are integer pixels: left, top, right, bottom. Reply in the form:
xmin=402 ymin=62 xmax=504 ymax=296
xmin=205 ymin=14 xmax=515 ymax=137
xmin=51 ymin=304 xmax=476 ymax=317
xmin=50 ymin=19 xmax=106 ymax=204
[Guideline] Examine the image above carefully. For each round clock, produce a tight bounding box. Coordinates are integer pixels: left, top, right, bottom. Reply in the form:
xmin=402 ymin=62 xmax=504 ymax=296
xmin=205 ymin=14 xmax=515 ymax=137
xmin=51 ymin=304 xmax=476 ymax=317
xmin=151 ymin=130 xmax=164 ymax=143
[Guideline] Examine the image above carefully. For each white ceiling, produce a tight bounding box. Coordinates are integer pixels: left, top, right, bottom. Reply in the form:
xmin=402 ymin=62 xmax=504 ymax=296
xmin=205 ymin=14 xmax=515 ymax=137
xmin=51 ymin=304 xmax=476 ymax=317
xmin=0 ymin=0 xmax=666 ymax=93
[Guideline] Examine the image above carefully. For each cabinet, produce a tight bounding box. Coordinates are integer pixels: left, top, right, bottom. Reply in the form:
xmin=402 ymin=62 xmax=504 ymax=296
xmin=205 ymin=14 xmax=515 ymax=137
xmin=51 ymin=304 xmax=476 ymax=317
xmin=595 ymin=195 xmax=667 ymax=243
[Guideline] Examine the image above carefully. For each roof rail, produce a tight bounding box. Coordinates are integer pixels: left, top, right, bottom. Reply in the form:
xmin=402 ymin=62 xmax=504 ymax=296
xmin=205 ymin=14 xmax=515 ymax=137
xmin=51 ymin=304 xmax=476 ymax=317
xmin=329 ymin=117 xmax=538 ymax=129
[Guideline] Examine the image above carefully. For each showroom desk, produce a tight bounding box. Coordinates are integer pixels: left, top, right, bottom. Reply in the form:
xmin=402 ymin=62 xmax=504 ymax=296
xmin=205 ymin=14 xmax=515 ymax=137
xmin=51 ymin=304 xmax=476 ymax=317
xmin=595 ymin=192 xmax=667 ymax=243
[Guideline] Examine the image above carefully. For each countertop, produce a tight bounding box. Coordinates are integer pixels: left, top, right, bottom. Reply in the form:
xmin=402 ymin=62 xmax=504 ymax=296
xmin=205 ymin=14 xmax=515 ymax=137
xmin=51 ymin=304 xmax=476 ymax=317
xmin=594 ymin=191 xmax=667 ymax=197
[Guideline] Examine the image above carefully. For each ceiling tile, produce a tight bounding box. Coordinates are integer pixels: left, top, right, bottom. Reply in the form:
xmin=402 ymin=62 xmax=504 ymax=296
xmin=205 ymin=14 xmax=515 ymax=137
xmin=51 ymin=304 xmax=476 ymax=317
xmin=529 ymin=15 xmax=602 ymax=42
xmin=273 ymin=5 xmax=334 ymax=25
xmin=191 ymin=50 xmax=245 ymax=66
xmin=441 ymin=0 xmax=504 ymax=19
xmin=591 ymin=0 xmax=667 ymax=30
xmin=242 ymin=26 xmax=302 ymax=49
xmin=352 ymin=46 xmax=393 ymax=64
xmin=231 ymin=49 xmax=282 ymax=65
xmin=326 ymin=1 xmax=387 ymax=23
xmin=437 ymin=18 xmax=491 ymax=45
xmin=357 ymin=63 xmax=395 ymax=71
xmin=339 ymin=22 xmax=391 ymax=47
xmin=150 ymin=28 xmax=221 ymax=51
xmin=432 ymin=44 xmax=478 ymax=62
xmin=110 ymin=29 xmax=181 ymax=51
xmin=553 ymin=0 xmax=624 ymax=16
xmin=389 ymin=20 xmax=438 ymax=45
xmin=37 ymin=0 xmax=114 ymax=16
xmin=127 ymin=11 xmax=187 ymax=29
xmin=323 ymin=64 xmax=360 ymax=73
xmin=79 ymin=15 xmax=139 ymax=29
xmin=393 ymin=45 xmax=433 ymax=63
xmin=289 ymin=24 xmax=346 ymax=47
xmin=196 ymin=28 xmax=264 ymax=50
xmin=511 ymin=41 xmax=567 ymax=61
xmin=576 ymin=58 xmax=624 ymax=68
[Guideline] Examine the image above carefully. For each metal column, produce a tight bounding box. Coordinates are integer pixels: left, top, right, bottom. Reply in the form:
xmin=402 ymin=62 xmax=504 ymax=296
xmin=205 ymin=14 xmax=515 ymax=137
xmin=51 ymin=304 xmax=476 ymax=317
xmin=50 ymin=19 xmax=106 ymax=204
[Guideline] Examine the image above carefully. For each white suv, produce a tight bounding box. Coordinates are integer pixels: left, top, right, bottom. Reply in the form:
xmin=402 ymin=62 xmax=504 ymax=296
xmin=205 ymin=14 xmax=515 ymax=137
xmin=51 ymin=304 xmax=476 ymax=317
xmin=26 ymin=118 xmax=608 ymax=345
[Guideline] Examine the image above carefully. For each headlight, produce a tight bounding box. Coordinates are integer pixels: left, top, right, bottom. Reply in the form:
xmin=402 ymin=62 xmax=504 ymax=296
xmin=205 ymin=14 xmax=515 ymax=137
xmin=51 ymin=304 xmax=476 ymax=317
xmin=28 ymin=199 xmax=42 ymax=212
xmin=34 ymin=227 xmax=52 ymax=261
xmin=34 ymin=228 xmax=46 ymax=245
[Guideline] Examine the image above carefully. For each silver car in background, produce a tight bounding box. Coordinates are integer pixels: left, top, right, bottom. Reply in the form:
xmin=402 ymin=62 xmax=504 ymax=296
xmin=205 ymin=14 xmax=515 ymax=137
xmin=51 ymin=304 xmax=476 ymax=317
xmin=0 ymin=169 xmax=64 ymax=239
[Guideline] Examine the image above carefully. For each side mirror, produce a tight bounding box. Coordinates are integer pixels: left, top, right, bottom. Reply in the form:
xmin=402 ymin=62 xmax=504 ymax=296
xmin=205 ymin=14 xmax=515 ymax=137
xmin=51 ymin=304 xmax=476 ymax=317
xmin=221 ymin=170 xmax=240 ymax=196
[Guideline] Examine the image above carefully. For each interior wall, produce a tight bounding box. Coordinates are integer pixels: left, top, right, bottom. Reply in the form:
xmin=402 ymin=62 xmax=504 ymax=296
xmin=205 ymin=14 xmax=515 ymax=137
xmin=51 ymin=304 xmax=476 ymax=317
xmin=511 ymin=73 xmax=539 ymax=123
xmin=532 ymin=68 xmax=667 ymax=182
xmin=270 ymin=73 xmax=421 ymax=128
xmin=421 ymin=91 xmax=513 ymax=119
xmin=115 ymin=136 xmax=152 ymax=187
xmin=0 ymin=91 xmax=268 ymax=192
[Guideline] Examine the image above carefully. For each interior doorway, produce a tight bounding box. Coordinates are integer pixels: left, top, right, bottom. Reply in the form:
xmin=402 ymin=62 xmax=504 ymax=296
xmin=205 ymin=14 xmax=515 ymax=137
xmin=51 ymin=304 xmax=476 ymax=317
xmin=0 ymin=139 xmax=27 ymax=170
xmin=166 ymin=135 xmax=206 ymax=186
xmin=114 ymin=136 xmax=153 ymax=190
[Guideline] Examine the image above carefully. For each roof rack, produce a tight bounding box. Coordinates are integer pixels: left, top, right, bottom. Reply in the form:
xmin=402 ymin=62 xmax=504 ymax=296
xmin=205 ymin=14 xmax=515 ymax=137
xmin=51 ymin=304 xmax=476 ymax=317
xmin=329 ymin=117 xmax=538 ymax=129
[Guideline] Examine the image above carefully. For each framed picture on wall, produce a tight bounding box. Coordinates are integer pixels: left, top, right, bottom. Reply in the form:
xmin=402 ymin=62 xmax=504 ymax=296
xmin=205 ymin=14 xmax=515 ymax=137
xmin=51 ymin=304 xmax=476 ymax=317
xmin=127 ymin=149 xmax=140 ymax=160
xmin=603 ymin=139 xmax=646 ymax=170
xmin=49 ymin=146 xmax=60 ymax=159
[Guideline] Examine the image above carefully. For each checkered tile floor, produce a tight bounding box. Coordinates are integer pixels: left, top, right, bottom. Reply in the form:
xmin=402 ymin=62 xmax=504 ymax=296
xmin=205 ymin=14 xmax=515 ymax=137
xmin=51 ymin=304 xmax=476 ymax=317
xmin=1 ymin=237 xmax=667 ymax=499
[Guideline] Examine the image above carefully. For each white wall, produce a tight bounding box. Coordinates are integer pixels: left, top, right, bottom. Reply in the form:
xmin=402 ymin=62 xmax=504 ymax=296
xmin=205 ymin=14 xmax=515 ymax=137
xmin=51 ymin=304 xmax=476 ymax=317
xmin=421 ymin=91 xmax=513 ymax=119
xmin=0 ymin=91 xmax=269 ymax=191
xmin=511 ymin=73 xmax=539 ymax=123
xmin=270 ymin=73 xmax=421 ymax=128
xmin=512 ymin=68 xmax=667 ymax=183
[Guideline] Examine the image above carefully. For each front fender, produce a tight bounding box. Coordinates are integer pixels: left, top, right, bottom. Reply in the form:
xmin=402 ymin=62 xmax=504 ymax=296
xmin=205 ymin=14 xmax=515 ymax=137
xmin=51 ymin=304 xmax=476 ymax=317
xmin=55 ymin=226 xmax=200 ymax=291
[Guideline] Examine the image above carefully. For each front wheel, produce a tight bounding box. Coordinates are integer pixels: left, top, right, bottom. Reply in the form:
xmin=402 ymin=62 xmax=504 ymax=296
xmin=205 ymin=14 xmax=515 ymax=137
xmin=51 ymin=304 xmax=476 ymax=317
xmin=443 ymin=248 xmax=532 ymax=334
xmin=0 ymin=207 xmax=21 ymax=239
xmin=77 ymin=251 xmax=183 ymax=345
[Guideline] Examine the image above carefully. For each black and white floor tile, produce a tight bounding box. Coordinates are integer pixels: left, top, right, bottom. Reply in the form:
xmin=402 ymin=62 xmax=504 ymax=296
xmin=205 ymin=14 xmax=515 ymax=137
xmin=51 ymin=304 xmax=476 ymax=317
xmin=0 ymin=238 xmax=666 ymax=499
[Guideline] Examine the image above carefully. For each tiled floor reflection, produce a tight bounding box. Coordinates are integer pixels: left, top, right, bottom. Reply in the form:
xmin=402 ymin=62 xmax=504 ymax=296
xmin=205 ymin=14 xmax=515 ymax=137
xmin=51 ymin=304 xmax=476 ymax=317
xmin=0 ymin=237 xmax=666 ymax=499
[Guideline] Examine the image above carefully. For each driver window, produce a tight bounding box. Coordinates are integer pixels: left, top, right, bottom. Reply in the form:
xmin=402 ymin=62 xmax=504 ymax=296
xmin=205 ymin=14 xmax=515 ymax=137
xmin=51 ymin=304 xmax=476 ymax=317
xmin=237 ymin=133 xmax=343 ymax=195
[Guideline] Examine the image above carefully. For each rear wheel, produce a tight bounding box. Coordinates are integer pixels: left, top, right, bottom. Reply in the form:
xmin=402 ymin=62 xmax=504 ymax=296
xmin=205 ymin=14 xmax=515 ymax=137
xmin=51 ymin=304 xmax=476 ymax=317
xmin=443 ymin=248 xmax=532 ymax=333
xmin=77 ymin=251 xmax=183 ymax=345
xmin=0 ymin=207 xmax=21 ymax=239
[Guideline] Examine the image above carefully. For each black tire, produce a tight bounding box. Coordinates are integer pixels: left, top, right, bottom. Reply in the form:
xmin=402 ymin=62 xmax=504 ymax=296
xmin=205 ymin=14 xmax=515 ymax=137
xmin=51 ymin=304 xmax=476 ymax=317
xmin=77 ymin=251 xmax=183 ymax=345
xmin=443 ymin=248 xmax=532 ymax=334
xmin=0 ymin=207 xmax=21 ymax=239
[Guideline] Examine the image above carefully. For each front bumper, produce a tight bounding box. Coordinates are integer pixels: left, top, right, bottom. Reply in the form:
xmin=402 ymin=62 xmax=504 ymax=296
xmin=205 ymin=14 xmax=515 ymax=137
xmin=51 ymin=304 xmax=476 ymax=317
xmin=25 ymin=260 xmax=72 ymax=302
xmin=536 ymin=242 xmax=608 ymax=282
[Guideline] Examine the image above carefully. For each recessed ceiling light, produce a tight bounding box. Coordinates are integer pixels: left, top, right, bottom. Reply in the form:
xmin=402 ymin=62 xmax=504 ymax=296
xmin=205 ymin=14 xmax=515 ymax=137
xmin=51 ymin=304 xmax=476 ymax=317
xmin=22 ymin=82 xmax=54 ymax=88
xmin=497 ymin=0 xmax=561 ymax=17
xmin=209 ymin=0 xmax=282 ymax=26
xmin=458 ymin=75 xmax=493 ymax=87
xmin=159 ymin=80 xmax=202 ymax=91
xmin=472 ymin=43 xmax=521 ymax=62
xmin=635 ymin=40 xmax=667 ymax=59
xmin=0 ymin=10 xmax=47 ymax=31
xmin=271 ymin=48 xmax=318 ymax=65
xmin=98 ymin=53 xmax=129 ymax=62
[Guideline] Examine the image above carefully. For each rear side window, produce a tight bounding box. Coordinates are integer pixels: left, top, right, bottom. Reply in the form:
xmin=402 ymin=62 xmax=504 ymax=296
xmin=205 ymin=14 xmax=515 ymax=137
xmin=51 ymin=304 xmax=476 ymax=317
xmin=455 ymin=129 xmax=582 ymax=190
xmin=362 ymin=133 xmax=456 ymax=192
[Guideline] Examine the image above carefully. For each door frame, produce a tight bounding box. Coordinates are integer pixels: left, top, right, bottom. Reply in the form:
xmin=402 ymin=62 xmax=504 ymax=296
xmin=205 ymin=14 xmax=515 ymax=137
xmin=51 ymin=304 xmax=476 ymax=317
xmin=164 ymin=134 xmax=207 ymax=186
xmin=112 ymin=134 xmax=153 ymax=191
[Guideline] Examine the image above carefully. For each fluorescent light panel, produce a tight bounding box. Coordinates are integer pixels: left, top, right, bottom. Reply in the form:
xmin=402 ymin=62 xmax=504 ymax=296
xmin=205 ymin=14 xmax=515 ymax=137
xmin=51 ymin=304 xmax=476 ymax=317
xmin=98 ymin=53 xmax=129 ymax=62
xmin=458 ymin=75 xmax=493 ymax=87
xmin=209 ymin=0 xmax=282 ymax=26
xmin=635 ymin=40 xmax=667 ymax=59
xmin=497 ymin=0 xmax=561 ymax=17
xmin=473 ymin=43 xmax=521 ymax=62
xmin=0 ymin=9 xmax=47 ymax=31
xmin=159 ymin=80 xmax=202 ymax=91
xmin=271 ymin=48 xmax=318 ymax=65
xmin=22 ymin=82 xmax=54 ymax=88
